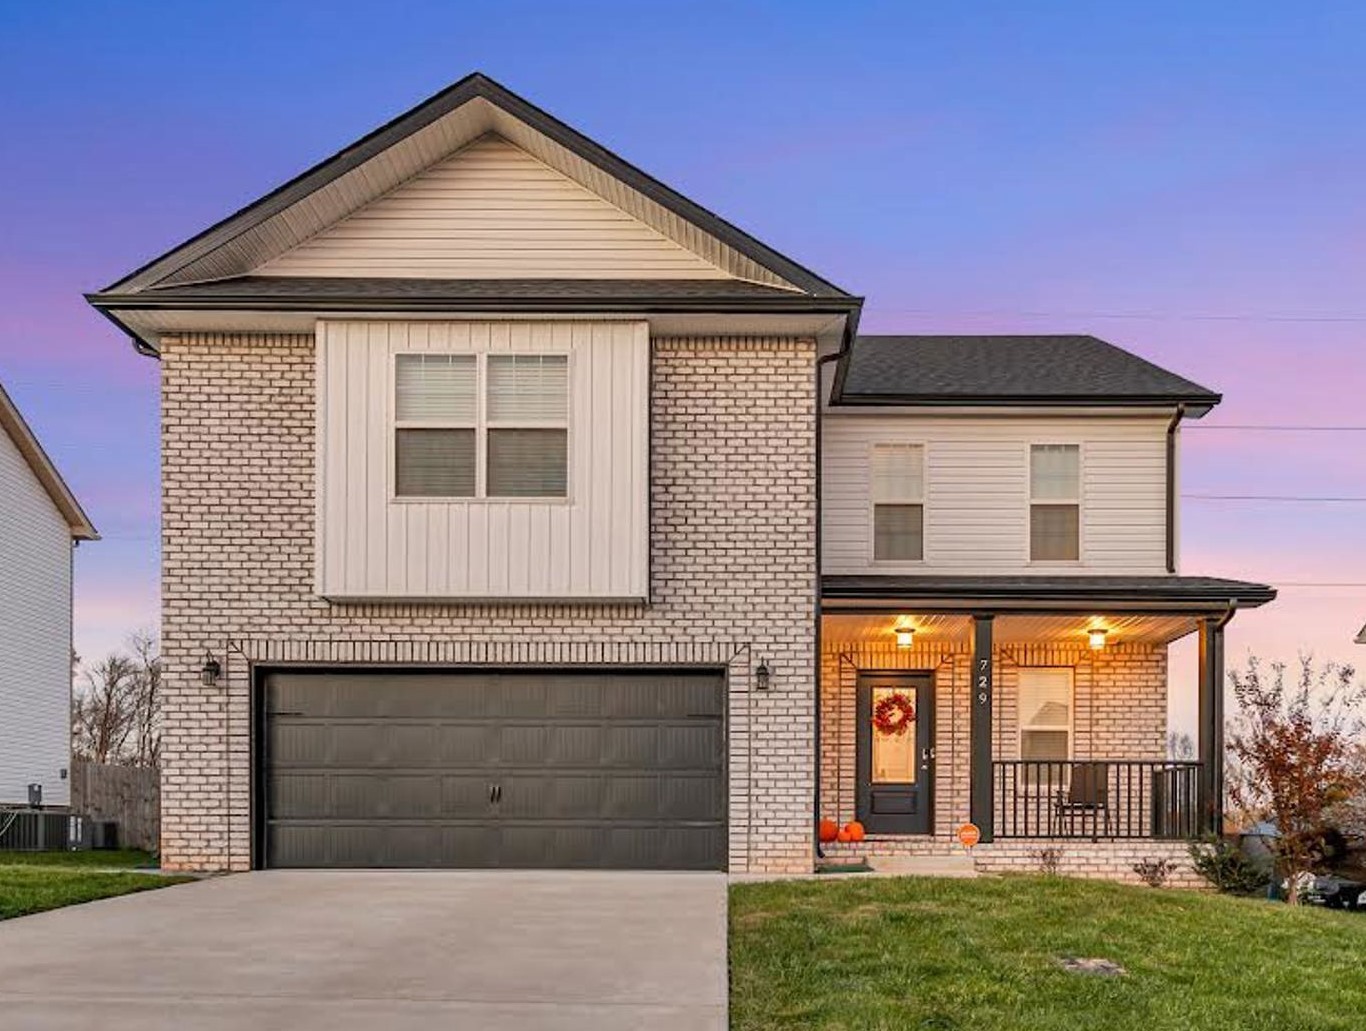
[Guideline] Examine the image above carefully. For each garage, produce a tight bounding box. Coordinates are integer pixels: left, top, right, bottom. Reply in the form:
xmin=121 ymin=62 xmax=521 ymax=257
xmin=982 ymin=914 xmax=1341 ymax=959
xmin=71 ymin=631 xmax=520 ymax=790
xmin=258 ymin=669 xmax=727 ymax=870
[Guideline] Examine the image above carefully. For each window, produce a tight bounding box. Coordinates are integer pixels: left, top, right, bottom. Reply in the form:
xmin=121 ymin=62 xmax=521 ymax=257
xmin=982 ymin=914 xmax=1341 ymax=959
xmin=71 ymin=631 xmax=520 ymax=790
xmin=1019 ymin=668 xmax=1073 ymax=776
xmin=871 ymin=444 xmax=924 ymax=561
xmin=1030 ymin=444 xmax=1080 ymax=561
xmin=394 ymin=353 xmax=568 ymax=499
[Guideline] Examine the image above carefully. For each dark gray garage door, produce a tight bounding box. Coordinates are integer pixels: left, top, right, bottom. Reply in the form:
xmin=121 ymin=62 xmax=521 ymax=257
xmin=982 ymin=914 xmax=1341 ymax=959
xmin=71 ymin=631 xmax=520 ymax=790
xmin=260 ymin=669 xmax=726 ymax=870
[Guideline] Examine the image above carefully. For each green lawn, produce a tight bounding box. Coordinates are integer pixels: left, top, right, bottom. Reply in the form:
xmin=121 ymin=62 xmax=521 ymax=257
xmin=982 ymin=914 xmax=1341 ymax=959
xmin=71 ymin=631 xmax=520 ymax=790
xmin=730 ymin=876 xmax=1366 ymax=1031
xmin=0 ymin=848 xmax=156 ymax=869
xmin=0 ymin=850 xmax=192 ymax=920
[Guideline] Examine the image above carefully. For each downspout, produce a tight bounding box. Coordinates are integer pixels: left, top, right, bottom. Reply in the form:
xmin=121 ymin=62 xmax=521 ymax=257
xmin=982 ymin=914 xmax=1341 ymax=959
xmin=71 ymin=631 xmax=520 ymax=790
xmin=1165 ymin=404 xmax=1186 ymax=574
xmin=813 ymin=339 xmax=852 ymax=862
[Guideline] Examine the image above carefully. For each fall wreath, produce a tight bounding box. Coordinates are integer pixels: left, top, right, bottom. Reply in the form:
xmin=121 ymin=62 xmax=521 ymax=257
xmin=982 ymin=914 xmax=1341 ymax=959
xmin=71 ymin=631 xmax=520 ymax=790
xmin=872 ymin=691 xmax=916 ymax=737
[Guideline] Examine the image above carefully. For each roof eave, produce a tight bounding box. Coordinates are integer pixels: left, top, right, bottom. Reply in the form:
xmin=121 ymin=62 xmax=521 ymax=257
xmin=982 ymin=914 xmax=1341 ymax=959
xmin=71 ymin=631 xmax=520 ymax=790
xmin=820 ymin=576 xmax=1276 ymax=610
xmin=85 ymin=291 xmax=864 ymax=359
xmin=832 ymin=393 xmax=1220 ymax=416
xmin=0 ymin=385 xmax=99 ymax=540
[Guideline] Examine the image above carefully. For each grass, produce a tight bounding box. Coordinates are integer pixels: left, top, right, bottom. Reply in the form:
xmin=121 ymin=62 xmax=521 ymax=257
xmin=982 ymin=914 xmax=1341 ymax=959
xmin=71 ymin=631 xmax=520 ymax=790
xmin=0 ymin=850 xmax=192 ymax=920
xmin=0 ymin=848 xmax=156 ymax=869
xmin=730 ymin=875 xmax=1366 ymax=1031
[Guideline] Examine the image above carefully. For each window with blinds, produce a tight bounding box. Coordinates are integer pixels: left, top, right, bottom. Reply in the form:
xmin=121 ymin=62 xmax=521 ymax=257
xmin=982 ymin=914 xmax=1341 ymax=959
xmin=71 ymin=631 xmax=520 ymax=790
xmin=870 ymin=443 xmax=924 ymax=561
xmin=1018 ymin=667 xmax=1073 ymax=764
xmin=1030 ymin=444 xmax=1080 ymax=561
xmin=394 ymin=353 xmax=568 ymax=499
xmin=395 ymin=354 xmax=477 ymax=497
xmin=486 ymin=355 xmax=568 ymax=497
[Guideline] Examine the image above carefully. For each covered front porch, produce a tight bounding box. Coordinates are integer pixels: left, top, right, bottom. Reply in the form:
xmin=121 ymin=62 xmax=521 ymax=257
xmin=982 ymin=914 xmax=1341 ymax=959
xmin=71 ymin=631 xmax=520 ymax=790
xmin=818 ymin=576 xmax=1275 ymax=863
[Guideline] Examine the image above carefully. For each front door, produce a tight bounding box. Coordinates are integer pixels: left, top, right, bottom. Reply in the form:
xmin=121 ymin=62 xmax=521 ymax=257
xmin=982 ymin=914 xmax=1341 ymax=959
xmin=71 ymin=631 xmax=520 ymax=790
xmin=856 ymin=674 xmax=934 ymax=835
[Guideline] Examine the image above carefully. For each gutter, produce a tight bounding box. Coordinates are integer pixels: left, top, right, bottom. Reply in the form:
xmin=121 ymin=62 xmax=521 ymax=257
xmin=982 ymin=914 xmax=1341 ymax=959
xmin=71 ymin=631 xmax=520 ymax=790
xmin=1166 ymin=404 xmax=1186 ymax=574
xmin=812 ymin=333 xmax=856 ymax=863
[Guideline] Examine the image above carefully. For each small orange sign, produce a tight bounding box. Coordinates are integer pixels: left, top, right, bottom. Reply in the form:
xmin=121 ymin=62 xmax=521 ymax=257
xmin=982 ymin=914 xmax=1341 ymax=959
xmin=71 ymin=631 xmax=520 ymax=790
xmin=956 ymin=822 xmax=981 ymax=849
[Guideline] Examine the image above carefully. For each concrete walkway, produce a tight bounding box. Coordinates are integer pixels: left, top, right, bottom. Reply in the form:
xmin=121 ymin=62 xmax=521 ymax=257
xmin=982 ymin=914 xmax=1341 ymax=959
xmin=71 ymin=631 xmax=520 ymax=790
xmin=0 ymin=871 xmax=728 ymax=1030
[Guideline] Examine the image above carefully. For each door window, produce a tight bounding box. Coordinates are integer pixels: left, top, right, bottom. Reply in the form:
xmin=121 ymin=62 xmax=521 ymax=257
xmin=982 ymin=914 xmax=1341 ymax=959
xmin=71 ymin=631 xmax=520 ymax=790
xmin=870 ymin=686 xmax=918 ymax=784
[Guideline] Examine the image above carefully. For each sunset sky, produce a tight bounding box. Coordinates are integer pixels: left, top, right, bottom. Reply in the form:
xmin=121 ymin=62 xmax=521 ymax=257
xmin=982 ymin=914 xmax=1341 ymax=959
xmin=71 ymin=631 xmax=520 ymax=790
xmin=3 ymin=3 xmax=1364 ymax=730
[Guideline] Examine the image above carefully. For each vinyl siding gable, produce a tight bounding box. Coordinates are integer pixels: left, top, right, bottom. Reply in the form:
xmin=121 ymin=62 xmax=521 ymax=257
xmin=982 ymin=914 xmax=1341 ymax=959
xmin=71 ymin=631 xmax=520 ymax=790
xmin=0 ymin=425 xmax=72 ymax=806
xmin=258 ymin=135 xmax=733 ymax=280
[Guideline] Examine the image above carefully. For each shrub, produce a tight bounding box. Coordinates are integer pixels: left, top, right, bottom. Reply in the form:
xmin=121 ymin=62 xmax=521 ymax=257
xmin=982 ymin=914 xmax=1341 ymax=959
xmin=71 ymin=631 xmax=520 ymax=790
xmin=1132 ymin=857 xmax=1179 ymax=888
xmin=1189 ymin=836 xmax=1268 ymax=895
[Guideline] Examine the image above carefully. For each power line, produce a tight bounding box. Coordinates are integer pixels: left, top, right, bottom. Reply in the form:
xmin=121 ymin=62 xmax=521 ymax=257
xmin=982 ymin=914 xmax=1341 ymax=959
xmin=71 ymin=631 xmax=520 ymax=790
xmin=1183 ymin=494 xmax=1366 ymax=503
xmin=861 ymin=307 xmax=1366 ymax=324
xmin=1187 ymin=425 xmax=1366 ymax=432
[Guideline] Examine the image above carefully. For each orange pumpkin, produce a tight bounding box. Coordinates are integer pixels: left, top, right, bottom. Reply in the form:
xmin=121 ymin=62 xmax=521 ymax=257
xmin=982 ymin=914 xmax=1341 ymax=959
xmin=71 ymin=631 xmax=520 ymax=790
xmin=836 ymin=827 xmax=852 ymax=843
xmin=845 ymin=821 xmax=866 ymax=843
xmin=818 ymin=818 xmax=839 ymax=843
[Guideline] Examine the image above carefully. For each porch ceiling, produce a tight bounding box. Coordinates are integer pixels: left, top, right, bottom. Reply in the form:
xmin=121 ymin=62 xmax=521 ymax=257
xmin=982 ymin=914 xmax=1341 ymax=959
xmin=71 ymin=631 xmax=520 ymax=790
xmin=822 ymin=611 xmax=1200 ymax=648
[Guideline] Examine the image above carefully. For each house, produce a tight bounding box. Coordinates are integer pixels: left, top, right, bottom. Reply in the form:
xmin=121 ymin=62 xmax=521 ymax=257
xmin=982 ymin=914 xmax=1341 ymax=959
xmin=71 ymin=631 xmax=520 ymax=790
xmin=86 ymin=73 xmax=1274 ymax=878
xmin=0 ymin=382 xmax=98 ymax=809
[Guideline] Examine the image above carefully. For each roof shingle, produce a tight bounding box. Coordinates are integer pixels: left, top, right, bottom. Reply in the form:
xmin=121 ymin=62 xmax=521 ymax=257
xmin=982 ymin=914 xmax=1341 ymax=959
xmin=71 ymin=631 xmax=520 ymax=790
xmin=839 ymin=335 xmax=1220 ymax=410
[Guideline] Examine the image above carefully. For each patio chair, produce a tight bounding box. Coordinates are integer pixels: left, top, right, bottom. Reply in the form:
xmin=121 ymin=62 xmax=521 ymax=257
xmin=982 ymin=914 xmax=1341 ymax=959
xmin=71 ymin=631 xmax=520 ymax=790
xmin=1051 ymin=762 xmax=1112 ymax=839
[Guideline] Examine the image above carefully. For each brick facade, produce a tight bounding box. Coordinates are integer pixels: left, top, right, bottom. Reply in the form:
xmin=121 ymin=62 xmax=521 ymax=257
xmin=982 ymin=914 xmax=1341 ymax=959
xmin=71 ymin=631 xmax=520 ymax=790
xmin=819 ymin=634 xmax=1169 ymax=845
xmin=160 ymin=331 xmax=817 ymax=873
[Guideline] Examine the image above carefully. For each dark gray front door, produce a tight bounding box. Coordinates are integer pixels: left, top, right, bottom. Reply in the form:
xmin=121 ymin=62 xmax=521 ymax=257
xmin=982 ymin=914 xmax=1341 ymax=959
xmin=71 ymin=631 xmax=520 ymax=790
xmin=856 ymin=673 xmax=934 ymax=835
xmin=260 ymin=669 xmax=726 ymax=870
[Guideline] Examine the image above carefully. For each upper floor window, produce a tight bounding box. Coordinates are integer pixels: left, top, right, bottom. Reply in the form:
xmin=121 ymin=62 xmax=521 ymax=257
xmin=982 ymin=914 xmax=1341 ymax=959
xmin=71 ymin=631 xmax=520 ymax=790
xmin=1030 ymin=444 xmax=1079 ymax=561
xmin=871 ymin=443 xmax=924 ymax=561
xmin=394 ymin=353 xmax=568 ymax=499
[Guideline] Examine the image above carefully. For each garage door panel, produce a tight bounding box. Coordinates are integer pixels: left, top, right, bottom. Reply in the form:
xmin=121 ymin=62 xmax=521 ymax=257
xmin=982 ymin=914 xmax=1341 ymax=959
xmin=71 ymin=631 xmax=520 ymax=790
xmin=262 ymin=670 xmax=725 ymax=870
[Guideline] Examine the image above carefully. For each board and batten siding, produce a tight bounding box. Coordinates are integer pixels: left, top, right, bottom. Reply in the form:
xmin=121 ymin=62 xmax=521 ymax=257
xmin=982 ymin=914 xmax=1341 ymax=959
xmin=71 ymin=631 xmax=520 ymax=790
xmin=0 ymin=424 xmax=72 ymax=806
xmin=822 ymin=413 xmax=1171 ymax=575
xmin=259 ymin=135 xmax=733 ymax=280
xmin=316 ymin=319 xmax=649 ymax=600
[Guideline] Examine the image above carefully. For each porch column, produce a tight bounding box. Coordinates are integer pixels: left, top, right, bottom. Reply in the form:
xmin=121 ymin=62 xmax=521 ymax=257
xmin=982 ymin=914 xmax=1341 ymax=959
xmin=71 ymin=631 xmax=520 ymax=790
xmin=1197 ymin=616 xmax=1227 ymax=835
xmin=970 ymin=614 xmax=995 ymax=842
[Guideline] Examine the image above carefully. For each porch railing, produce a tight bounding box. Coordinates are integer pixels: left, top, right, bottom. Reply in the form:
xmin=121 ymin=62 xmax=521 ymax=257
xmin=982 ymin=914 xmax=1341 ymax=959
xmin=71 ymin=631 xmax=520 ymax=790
xmin=992 ymin=760 xmax=1202 ymax=840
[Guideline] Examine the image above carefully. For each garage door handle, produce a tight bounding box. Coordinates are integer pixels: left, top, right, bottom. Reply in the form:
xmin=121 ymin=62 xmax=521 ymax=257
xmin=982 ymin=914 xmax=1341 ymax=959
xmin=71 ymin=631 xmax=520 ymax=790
xmin=489 ymin=784 xmax=502 ymax=804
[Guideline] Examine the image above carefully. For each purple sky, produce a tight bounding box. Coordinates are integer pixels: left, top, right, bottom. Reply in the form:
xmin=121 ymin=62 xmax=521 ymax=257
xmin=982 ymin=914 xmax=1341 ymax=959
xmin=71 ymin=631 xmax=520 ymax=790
xmin=3 ymin=3 xmax=1365 ymax=722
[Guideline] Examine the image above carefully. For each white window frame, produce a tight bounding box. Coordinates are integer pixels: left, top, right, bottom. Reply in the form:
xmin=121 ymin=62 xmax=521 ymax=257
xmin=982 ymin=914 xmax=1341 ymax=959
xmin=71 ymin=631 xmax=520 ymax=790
xmin=1027 ymin=442 xmax=1082 ymax=564
xmin=391 ymin=351 xmax=572 ymax=502
xmin=869 ymin=442 xmax=926 ymax=564
xmin=1017 ymin=667 xmax=1075 ymax=783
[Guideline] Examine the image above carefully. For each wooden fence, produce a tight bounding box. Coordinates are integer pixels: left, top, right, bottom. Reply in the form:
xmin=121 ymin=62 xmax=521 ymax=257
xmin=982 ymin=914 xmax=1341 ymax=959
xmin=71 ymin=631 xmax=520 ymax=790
xmin=70 ymin=760 xmax=160 ymax=853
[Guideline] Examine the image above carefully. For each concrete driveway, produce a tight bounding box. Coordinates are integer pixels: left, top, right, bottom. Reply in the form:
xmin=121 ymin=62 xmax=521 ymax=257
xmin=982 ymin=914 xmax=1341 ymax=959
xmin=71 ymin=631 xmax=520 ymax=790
xmin=0 ymin=871 xmax=728 ymax=1030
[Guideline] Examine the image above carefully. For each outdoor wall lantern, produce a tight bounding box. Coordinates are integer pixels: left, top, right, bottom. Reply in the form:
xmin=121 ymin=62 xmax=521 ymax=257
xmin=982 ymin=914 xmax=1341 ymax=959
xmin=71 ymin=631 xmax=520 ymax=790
xmin=755 ymin=660 xmax=772 ymax=691
xmin=1088 ymin=628 xmax=1109 ymax=650
xmin=200 ymin=652 xmax=222 ymax=687
xmin=894 ymin=626 xmax=916 ymax=650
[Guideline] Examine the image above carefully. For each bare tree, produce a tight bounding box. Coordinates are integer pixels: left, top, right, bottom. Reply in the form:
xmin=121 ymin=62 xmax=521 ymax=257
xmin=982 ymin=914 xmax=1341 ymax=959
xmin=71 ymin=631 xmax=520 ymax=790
xmin=126 ymin=630 xmax=162 ymax=767
xmin=71 ymin=630 xmax=163 ymax=767
xmin=72 ymin=655 xmax=139 ymax=763
xmin=1228 ymin=655 xmax=1366 ymax=903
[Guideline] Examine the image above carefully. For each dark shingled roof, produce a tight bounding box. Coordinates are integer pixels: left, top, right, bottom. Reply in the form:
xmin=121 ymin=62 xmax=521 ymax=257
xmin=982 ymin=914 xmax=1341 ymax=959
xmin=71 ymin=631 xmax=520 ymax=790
xmin=838 ymin=335 xmax=1220 ymax=411
xmin=822 ymin=575 xmax=1275 ymax=609
xmin=135 ymin=276 xmax=809 ymax=302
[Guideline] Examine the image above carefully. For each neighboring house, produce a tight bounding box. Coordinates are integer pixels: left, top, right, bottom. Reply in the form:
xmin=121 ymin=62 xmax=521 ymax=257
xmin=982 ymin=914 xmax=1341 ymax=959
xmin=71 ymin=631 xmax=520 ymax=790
xmin=1356 ymin=624 xmax=1365 ymax=645
xmin=0 ymin=383 xmax=98 ymax=808
xmin=87 ymin=73 xmax=1274 ymax=878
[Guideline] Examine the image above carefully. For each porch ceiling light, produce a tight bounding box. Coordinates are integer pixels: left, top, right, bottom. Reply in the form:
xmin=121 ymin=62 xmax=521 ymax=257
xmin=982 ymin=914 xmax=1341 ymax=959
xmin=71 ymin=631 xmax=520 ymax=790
xmin=1088 ymin=628 xmax=1108 ymax=650
xmin=894 ymin=625 xmax=916 ymax=649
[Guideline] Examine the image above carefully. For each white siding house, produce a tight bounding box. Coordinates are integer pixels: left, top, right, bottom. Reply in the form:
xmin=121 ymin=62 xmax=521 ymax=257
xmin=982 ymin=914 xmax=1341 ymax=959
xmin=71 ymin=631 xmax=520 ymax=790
xmin=0 ymin=384 xmax=97 ymax=808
